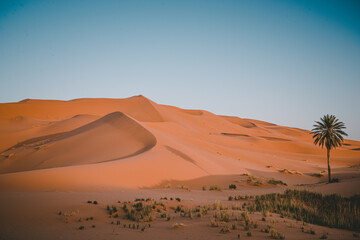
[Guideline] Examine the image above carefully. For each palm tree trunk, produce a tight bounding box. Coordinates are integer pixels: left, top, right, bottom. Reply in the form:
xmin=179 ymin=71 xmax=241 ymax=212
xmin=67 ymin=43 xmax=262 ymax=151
xmin=327 ymin=148 xmax=331 ymax=183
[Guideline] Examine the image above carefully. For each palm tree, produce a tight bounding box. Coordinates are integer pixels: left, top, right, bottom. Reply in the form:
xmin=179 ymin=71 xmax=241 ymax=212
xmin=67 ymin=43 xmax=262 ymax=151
xmin=311 ymin=114 xmax=347 ymax=183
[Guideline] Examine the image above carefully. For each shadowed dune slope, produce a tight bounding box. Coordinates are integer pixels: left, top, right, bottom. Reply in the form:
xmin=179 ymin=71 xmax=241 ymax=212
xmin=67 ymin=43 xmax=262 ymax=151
xmin=0 ymin=112 xmax=156 ymax=173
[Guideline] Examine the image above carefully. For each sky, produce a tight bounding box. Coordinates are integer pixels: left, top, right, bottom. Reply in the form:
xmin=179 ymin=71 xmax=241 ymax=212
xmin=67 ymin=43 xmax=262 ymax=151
xmin=0 ymin=0 xmax=359 ymax=140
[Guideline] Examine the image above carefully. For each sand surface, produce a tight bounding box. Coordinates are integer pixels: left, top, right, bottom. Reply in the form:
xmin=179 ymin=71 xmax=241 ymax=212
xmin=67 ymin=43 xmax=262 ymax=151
xmin=0 ymin=95 xmax=359 ymax=239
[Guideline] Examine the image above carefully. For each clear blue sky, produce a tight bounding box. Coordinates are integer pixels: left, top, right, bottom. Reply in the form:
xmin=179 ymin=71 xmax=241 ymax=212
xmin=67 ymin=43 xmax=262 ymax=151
xmin=0 ymin=0 xmax=359 ymax=140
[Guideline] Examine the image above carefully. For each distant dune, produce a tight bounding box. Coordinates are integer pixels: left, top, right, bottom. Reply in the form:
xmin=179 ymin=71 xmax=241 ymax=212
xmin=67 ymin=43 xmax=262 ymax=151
xmin=0 ymin=95 xmax=359 ymax=191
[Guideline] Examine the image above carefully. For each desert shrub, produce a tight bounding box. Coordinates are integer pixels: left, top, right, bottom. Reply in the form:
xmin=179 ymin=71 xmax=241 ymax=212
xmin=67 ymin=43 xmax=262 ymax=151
xmin=209 ymin=185 xmax=221 ymax=191
xmin=319 ymin=232 xmax=328 ymax=239
xmin=176 ymin=185 xmax=190 ymax=190
xmin=214 ymin=200 xmax=225 ymax=210
xmin=267 ymin=179 xmax=287 ymax=186
xmin=228 ymin=196 xmax=234 ymax=201
xmin=210 ymin=218 xmax=219 ymax=227
xmin=176 ymin=197 xmax=181 ymax=202
xmin=87 ymin=200 xmax=92 ymax=204
xmin=221 ymin=211 xmax=230 ymax=222
xmin=247 ymin=231 xmax=252 ymax=237
xmin=202 ymin=186 xmax=206 ymax=191
xmin=229 ymin=184 xmax=237 ymax=189
xmin=172 ymin=222 xmax=185 ymax=229
xmin=270 ymin=228 xmax=285 ymax=239
xmin=78 ymin=226 xmax=85 ymax=230
xmin=220 ymin=225 xmax=231 ymax=233
xmin=93 ymin=201 xmax=98 ymax=205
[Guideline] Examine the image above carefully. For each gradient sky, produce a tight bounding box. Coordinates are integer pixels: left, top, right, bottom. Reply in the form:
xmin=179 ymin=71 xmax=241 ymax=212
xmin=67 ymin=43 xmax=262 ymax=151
xmin=0 ymin=0 xmax=359 ymax=140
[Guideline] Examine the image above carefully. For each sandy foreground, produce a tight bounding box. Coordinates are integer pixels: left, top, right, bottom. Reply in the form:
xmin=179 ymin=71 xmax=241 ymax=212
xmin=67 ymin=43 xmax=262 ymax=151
xmin=0 ymin=95 xmax=359 ymax=239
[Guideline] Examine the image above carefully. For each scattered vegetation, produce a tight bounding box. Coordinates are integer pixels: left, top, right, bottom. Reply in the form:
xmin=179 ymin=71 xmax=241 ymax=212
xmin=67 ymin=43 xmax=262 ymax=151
xmin=254 ymin=189 xmax=360 ymax=231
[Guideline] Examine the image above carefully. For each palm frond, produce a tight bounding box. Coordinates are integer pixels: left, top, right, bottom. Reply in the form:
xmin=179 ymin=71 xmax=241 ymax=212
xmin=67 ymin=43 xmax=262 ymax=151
xmin=310 ymin=114 xmax=347 ymax=150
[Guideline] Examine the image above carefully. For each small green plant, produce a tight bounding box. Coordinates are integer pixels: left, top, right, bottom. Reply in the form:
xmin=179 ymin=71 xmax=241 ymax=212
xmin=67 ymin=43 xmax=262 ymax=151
xmin=229 ymin=184 xmax=237 ymax=189
xmin=228 ymin=196 xmax=234 ymax=201
xmin=87 ymin=200 xmax=92 ymax=204
xmin=247 ymin=231 xmax=252 ymax=237
xmin=176 ymin=197 xmax=181 ymax=202
xmin=202 ymin=186 xmax=206 ymax=191
xmin=78 ymin=226 xmax=85 ymax=230
xmin=310 ymin=228 xmax=316 ymax=235
xmin=93 ymin=201 xmax=98 ymax=205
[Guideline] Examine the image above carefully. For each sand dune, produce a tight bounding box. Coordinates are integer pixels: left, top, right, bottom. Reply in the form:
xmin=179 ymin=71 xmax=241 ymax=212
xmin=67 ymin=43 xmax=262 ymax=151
xmin=0 ymin=112 xmax=156 ymax=173
xmin=0 ymin=95 xmax=359 ymax=192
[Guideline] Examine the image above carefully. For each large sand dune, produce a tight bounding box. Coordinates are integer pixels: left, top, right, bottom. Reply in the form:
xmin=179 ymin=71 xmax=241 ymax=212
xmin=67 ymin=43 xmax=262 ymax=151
xmin=0 ymin=95 xmax=359 ymax=191
xmin=0 ymin=112 xmax=156 ymax=173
